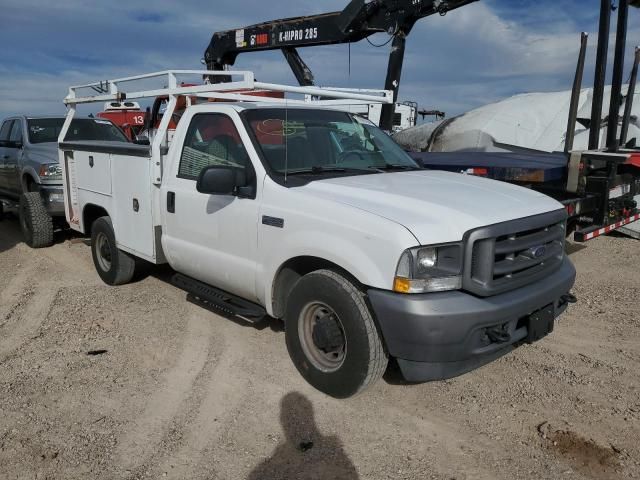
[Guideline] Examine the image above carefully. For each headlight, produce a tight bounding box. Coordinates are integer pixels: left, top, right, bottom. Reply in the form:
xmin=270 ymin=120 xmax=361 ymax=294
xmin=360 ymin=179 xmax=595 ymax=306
xmin=39 ymin=164 xmax=62 ymax=180
xmin=394 ymin=243 xmax=463 ymax=294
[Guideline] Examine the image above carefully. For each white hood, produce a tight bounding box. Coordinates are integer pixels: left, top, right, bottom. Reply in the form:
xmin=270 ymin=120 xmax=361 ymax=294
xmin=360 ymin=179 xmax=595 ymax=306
xmin=301 ymin=170 xmax=564 ymax=245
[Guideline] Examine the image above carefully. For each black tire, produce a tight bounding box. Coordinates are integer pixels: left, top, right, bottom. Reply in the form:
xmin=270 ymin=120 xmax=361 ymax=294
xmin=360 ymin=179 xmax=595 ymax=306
xmin=285 ymin=269 xmax=388 ymax=398
xmin=90 ymin=216 xmax=136 ymax=286
xmin=19 ymin=192 xmax=54 ymax=248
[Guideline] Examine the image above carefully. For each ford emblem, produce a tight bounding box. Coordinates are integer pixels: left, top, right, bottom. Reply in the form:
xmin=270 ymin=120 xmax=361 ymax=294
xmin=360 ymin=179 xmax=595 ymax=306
xmin=529 ymin=245 xmax=547 ymax=259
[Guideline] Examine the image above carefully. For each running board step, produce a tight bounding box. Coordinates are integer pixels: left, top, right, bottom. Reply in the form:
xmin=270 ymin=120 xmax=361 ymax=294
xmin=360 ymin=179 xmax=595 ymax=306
xmin=172 ymin=273 xmax=266 ymax=323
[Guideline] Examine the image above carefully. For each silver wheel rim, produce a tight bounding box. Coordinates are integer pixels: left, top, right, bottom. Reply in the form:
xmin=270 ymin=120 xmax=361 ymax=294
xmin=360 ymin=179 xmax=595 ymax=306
xmin=298 ymin=302 xmax=347 ymax=373
xmin=95 ymin=232 xmax=112 ymax=272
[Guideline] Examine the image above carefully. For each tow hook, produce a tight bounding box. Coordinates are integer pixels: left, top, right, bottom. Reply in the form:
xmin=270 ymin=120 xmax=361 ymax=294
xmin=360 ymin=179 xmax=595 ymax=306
xmin=560 ymin=293 xmax=578 ymax=307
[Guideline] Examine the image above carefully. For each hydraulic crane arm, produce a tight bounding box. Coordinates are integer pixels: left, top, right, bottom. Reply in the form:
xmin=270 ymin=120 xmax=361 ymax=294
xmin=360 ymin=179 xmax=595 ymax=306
xmin=204 ymin=0 xmax=477 ymax=130
xmin=205 ymin=0 xmax=476 ymax=70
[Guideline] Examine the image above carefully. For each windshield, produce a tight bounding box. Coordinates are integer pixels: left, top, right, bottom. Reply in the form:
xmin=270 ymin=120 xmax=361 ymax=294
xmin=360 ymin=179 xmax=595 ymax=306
xmin=244 ymin=109 xmax=419 ymax=175
xmin=28 ymin=118 xmax=128 ymax=144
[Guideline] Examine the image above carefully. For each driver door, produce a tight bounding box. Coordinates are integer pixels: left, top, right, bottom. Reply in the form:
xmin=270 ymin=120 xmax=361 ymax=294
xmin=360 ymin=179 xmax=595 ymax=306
xmin=0 ymin=120 xmax=13 ymax=195
xmin=6 ymin=120 xmax=24 ymax=194
xmin=162 ymin=112 xmax=261 ymax=301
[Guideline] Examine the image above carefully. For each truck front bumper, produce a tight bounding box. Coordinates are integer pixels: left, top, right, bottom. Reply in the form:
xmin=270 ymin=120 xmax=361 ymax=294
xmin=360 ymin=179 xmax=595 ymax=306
xmin=39 ymin=185 xmax=65 ymax=216
xmin=367 ymin=257 xmax=576 ymax=382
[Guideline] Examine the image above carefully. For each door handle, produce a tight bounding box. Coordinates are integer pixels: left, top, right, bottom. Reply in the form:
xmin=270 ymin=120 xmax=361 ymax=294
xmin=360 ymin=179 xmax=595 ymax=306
xmin=167 ymin=191 xmax=175 ymax=214
xmin=2 ymin=155 xmax=8 ymax=160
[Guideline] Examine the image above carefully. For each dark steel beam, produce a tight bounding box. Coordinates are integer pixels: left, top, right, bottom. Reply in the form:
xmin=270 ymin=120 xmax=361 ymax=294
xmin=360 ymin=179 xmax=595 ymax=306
xmin=380 ymin=33 xmax=406 ymax=131
xmin=566 ymin=32 xmax=589 ymax=153
xmin=589 ymin=0 xmax=613 ymax=150
xmin=606 ymin=0 xmax=630 ymax=152
xmin=282 ymin=48 xmax=315 ymax=86
xmin=620 ymin=47 xmax=640 ymax=146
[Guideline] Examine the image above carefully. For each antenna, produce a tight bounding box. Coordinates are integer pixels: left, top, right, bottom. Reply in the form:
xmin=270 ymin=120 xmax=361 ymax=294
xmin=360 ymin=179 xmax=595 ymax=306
xmin=284 ymin=97 xmax=289 ymax=184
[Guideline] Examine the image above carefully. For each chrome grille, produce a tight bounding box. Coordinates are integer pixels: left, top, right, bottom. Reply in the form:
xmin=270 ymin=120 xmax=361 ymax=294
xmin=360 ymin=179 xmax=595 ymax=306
xmin=464 ymin=210 xmax=567 ymax=297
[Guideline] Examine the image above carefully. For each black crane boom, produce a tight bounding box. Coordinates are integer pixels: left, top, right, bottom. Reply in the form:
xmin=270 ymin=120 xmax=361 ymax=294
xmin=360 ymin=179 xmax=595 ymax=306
xmin=204 ymin=0 xmax=477 ymax=130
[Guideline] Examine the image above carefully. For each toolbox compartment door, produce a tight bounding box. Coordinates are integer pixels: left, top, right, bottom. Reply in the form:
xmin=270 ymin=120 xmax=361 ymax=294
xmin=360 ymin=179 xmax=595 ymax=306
xmin=110 ymin=154 xmax=155 ymax=261
xmin=75 ymin=151 xmax=112 ymax=196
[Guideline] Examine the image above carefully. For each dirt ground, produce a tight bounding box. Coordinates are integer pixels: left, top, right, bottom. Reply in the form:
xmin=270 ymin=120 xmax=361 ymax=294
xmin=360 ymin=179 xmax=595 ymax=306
xmin=0 ymin=215 xmax=639 ymax=480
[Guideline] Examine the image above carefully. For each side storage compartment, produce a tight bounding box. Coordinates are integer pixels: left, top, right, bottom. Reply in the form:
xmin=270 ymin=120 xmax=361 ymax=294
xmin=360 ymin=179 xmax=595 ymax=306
xmin=60 ymin=141 xmax=159 ymax=263
xmin=110 ymin=154 xmax=156 ymax=261
xmin=63 ymin=150 xmax=115 ymax=231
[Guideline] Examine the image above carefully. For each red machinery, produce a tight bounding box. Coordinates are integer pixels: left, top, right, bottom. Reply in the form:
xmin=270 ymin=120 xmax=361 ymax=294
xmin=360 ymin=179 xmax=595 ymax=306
xmin=97 ymin=101 xmax=147 ymax=141
xmin=97 ymin=87 xmax=284 ymax=142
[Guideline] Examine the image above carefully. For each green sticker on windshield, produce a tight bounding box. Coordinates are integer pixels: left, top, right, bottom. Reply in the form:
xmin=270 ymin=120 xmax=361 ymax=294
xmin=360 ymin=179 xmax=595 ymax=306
xmin=255 ymin=119 xmax=305 ymax=137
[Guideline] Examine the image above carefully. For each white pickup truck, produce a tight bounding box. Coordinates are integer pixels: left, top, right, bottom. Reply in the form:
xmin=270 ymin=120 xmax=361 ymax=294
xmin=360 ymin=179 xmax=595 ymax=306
xmin=58 ymin=71 xmax=576 ymax=398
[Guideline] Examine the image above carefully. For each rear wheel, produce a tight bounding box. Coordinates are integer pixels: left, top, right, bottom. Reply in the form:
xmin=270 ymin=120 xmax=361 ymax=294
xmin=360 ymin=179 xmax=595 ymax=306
xmin=285 ymin=269 xmax=388 ymax=398
xmin=19 ymin=192 xmax=54 ymax=248
xmin=90 ymin=216 xmax=136 ymax=286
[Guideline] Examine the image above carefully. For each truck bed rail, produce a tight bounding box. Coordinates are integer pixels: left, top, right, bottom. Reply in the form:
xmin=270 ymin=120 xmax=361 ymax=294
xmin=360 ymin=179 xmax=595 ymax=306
xmin=59 ymin=141 xmax=151 ymax=158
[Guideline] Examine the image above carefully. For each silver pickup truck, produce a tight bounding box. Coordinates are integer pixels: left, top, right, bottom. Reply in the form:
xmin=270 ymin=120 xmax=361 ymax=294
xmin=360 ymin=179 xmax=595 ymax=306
xmin=0 ymin=116 xmax=128 ymax=247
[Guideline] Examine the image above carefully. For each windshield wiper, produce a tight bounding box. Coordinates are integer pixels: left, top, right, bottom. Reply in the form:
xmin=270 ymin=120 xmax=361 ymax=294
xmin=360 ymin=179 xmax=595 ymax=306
xmin=369 ymin=164 xmax=422 ymax=172
xmin=285 ymin=166 xmax=367 ymax=175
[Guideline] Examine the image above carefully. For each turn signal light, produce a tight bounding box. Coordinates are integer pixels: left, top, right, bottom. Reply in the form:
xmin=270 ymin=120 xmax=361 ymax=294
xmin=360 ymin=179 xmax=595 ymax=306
xmin=393 ymin=277 xmax=411 ymax=294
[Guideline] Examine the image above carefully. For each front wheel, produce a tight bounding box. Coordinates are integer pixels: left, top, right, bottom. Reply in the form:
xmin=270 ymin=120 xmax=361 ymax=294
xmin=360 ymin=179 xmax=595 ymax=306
xmin=90 ymin=216 xmax=136 ymax=286
xmin=285 ymin=269 xmax=388 ymax=398
xmin=19 ymin=192 xmax=54 ymax=248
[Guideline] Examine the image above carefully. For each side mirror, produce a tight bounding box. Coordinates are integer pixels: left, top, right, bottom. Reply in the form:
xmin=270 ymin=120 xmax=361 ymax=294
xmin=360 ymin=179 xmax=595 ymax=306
xmin=196 ymin=166 xmax=247 ymax=196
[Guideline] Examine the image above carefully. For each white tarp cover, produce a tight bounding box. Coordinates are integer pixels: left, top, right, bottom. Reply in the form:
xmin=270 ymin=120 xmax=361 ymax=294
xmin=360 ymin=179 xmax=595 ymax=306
xmin=394 ymin=85 xmax=639 ymax=153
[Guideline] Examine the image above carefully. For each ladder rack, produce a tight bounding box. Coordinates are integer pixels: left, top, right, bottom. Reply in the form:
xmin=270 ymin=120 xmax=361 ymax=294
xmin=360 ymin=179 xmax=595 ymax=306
xmin=59 ymin=70 xmax=394 ymax=189
xmin=64 ymin=70 xmax=394 ymax=106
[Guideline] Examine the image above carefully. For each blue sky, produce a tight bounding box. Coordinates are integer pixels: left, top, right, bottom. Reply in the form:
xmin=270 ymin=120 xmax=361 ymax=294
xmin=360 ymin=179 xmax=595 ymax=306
xmin=0 ymin=0 xmax=638 ymax=119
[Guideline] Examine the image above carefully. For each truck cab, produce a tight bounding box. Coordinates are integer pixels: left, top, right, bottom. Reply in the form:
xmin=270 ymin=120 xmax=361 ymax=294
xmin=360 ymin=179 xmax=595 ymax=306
xmin=59 ymin=71 xmax=577 ymax=398
xmin=0 ymin=116 xmax=65 ymax=213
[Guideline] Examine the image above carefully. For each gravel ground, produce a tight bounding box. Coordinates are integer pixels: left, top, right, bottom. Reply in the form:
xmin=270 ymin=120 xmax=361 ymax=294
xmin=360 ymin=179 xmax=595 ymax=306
xmin=0 ymin=215 xmax=639 ymax=480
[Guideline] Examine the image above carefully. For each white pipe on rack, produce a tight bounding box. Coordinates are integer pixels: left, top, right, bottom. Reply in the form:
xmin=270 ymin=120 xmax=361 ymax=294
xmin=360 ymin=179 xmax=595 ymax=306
xmin=64 ymin=69 xmax=393 ymax=107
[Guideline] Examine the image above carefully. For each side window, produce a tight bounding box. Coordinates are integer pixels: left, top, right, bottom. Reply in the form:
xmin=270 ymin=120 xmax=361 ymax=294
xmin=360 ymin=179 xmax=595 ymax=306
xmin=0 ymin=120 xmax=13 ymax=146
xmin=178 ymin=113 xmax=250 ymax=180
xmin=9 ymin=121 xmax=23 ymax=145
